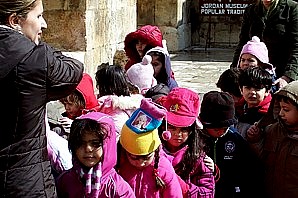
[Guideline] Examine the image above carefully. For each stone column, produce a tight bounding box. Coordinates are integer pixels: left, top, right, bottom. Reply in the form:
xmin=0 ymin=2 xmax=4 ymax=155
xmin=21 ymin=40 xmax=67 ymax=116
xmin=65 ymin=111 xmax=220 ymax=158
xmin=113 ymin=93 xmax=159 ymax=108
xmin=43 ymin=0 xmax=137 ymax=75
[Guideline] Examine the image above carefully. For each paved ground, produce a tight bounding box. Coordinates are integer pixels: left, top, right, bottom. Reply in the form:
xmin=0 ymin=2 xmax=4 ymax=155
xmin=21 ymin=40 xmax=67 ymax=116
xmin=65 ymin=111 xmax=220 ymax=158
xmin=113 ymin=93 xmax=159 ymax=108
xmin=170 ymin=48 xmax=234 ymax=94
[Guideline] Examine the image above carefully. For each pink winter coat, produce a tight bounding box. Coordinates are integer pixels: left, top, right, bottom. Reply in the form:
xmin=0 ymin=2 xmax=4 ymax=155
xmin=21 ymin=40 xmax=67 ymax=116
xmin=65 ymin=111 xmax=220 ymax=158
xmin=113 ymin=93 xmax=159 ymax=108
xmin=56 ymin=113 xmax=135 ymax=198
xmin=98 ymin=94 xmax=144 ymax=140
xmin=165 ymin=146 xmax=215 ymax=198
xmin=118 ymin=148 xmax=183 ymax=198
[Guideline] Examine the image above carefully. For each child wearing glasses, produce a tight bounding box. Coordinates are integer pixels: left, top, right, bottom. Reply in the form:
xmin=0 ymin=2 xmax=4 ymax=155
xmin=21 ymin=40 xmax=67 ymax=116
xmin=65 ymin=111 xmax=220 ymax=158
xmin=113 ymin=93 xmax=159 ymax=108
xmin=117 ymin=98 xmax=183 ymax=197
xmin=56 ymin=112 xmax=135 ymax=197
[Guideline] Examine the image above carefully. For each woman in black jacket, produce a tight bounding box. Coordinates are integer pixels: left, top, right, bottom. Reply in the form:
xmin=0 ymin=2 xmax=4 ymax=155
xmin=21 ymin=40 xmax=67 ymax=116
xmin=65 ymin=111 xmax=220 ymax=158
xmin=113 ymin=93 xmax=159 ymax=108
xmin=0 ymin=0 xmax=84 ymax=197
xmin=231 ymin=0 xmax=298 ymax=89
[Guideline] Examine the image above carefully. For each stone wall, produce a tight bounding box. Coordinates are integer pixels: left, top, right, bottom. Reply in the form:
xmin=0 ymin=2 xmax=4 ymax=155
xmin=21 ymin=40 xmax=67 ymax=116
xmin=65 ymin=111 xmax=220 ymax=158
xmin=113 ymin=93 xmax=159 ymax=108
xmin=43 ymin=0 xmax=137 ymax=75
xmin=190 ymin=0 xmax=252 ymax=49
xmin=191 ymin=15 xmax=242 ymax=48
xmin=42 ymin=0 xmax=246 ymax=70
xmin=138 ymin=0 xmax=192 ymax=51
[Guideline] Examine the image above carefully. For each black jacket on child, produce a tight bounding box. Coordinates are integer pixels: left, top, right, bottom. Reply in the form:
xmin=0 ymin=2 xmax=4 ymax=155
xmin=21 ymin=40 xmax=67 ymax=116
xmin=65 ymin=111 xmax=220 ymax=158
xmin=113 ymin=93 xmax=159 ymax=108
xmin=202 ymin=127 xmax=265 ymax=198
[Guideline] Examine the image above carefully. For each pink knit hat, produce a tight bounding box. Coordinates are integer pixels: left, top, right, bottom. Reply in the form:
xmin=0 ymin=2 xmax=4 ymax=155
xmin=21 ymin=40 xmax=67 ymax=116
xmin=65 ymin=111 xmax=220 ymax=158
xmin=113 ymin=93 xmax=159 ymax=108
xmin=126 ymin=55 xmax=157 ymax=94
xmin=239 ymin=36 xmax=273 ymax=70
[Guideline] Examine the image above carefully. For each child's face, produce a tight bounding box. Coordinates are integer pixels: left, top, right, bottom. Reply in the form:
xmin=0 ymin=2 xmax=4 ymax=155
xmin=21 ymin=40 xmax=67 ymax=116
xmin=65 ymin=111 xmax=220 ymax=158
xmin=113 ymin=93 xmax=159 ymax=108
xmin=151 ymin=55 xmax=163 ymax=78
xmin=63 ymin=102 xmax=82 ymax=118
xmin=136 ymin=40 xmax=147 ymax=58
xmin=279 ymin=100 xmax=298 ymax=130
xmin=126 ymin=151 xmax=154 ymax=170
xmin=76 ymin=132 xmax=103 ymax=168
xmin=239 ymin=53 xmax=259 ymax=70
xmin=206 ymin=127 xmax=228 ymax=138
xmin=166 ymin=125 xmax=190 ymax=152
xmin=241 ymin=86 xmax=269 ymax=108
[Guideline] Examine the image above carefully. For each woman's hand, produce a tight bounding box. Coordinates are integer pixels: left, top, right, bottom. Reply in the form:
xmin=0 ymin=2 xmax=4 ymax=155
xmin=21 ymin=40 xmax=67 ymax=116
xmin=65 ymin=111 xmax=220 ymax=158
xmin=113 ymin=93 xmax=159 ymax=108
xmin=58 ymin=117 xmax=73 ymax=133
xmin=204 ymin=155 xmax=215 ymax=172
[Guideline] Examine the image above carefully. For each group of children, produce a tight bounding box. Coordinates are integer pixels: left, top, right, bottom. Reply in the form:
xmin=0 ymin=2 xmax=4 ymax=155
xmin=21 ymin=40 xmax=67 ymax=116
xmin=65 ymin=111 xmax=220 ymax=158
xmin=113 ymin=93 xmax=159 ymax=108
xmin=47 ymin=25 xmax=298 ymax=198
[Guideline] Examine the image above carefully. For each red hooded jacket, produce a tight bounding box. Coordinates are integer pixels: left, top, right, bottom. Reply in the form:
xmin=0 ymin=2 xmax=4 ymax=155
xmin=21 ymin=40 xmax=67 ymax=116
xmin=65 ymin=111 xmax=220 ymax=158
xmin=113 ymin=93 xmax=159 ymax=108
xmin=62 ymin=73 xmax=99 ymax=119
xmin=124 ymin=25 xmax=163 ymax=70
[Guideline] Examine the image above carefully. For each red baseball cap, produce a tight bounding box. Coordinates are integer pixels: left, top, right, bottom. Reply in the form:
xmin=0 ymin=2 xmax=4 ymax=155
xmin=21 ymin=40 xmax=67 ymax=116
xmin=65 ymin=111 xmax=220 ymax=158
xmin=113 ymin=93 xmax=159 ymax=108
xmin=161 ymin=87 xmax=201 ymax=127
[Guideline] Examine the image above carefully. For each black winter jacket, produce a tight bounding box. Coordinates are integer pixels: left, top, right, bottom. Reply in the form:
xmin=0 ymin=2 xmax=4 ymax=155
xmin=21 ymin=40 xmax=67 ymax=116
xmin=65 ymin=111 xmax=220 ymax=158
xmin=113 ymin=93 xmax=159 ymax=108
xmin=231 ymin=0 xmax=298 ymax=81
xmin=202 ymin=127 xmax=265 ymax=198
xmin=0 ymin=27 xmax=83 ymax=197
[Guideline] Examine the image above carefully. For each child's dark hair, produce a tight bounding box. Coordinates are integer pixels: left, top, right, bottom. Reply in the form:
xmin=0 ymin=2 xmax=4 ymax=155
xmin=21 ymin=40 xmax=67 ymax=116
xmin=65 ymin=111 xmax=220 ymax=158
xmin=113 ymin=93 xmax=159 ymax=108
xmin=116 ymin=143 xmax=165 ymax=189
xmin=147 ymin=51 xmax=168 ymax=85
xmin=68 ymin=118 xmax=108 ymax=154
xmin=238 ymin=67 xmax=272 ymax=91
xmin=216 ymin=68 xmax=242 ymax=97
xmin=95 ymin=64 xmax=130 ymax=97
xmin=275 ymin=95 xmax=298 ymax=109
xmin=59 ymin=90 xmax=85 ymax=109
xmin=159 ymin=122 xmax=205 ymax=180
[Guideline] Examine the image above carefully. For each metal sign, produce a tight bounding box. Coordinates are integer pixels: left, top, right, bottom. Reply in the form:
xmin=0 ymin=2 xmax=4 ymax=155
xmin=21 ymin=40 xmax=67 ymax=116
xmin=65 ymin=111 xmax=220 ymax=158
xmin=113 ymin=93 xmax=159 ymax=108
xmin=199 ymin=0 xmax=255 ymax=15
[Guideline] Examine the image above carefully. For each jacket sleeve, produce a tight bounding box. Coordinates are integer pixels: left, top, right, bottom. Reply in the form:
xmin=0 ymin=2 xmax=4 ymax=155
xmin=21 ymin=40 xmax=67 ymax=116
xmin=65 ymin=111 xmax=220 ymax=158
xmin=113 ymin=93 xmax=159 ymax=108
xmin=231 ymin=6 xmax=253 ymax=68
xmin=247 ymin=125 xmax=267 ymax=159
xmin=284 ymin=2 xmax=298 ymax=81
xmin=188 ymin=157 xmax=215 ymax=198
xmin=162 ymin=172 xmax=183 ymax=198
xmin=160 ymin=160 xmax=183 ymax=198
xmin=113 ymin=173 xmax=136 ymax=198
xmin=44 ymin=43 xmax=84 ymax=101
xmin=239 ymin=133 xmax=266 ymax=197
xmin=176 ymin=175 xmax=190 ymax=198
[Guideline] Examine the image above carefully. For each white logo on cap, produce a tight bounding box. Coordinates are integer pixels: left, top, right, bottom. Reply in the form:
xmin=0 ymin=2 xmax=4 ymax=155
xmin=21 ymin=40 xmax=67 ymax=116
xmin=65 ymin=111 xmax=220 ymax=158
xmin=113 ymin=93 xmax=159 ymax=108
xmin=225 ymin=141 xmax=235 ymax=153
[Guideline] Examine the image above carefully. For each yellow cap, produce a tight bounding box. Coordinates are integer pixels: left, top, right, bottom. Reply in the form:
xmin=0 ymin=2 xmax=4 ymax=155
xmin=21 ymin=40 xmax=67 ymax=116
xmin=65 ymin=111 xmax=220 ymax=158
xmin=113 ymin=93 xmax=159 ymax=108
xmin=120 ymin=124 xmax=161 ymax=155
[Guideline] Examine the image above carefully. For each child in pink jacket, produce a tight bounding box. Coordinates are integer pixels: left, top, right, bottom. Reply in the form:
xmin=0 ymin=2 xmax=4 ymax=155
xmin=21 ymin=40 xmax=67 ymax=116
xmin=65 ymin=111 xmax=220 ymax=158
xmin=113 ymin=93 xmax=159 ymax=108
xmin=56 ymin=112 xmax=135 ymax=198
xmin=118 ymin=98 xmax=183 ymax=198
xmin=95 ymin=64 xmax=143 ymax=141
xmin=159 ymin=87 xmax=215 ymax=198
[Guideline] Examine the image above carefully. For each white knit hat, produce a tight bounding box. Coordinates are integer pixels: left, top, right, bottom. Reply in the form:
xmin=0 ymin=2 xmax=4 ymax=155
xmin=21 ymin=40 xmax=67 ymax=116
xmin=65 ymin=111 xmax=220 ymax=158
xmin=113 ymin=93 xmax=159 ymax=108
xmin=126 ymin=55 xmax=157 ymax=95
